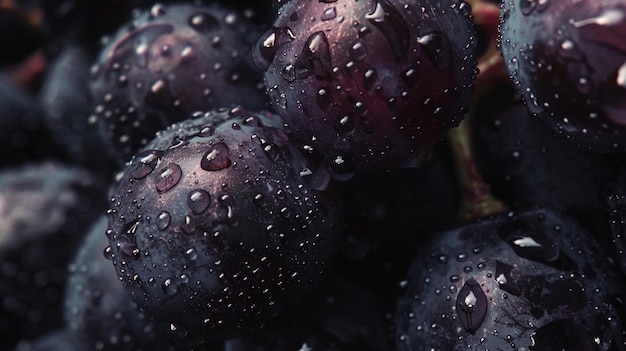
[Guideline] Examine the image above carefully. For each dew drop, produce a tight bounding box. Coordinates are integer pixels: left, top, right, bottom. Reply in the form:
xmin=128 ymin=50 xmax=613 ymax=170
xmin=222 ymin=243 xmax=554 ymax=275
xmin=182 ymin=215 xmax=196 ymax=234
xmin=155 ymin=164 xmax=182 ymax=193
xmin=295 ymin=31 xmax=332 ymax=79
xmin=189 ymin=12 xmax=219 ymax=33
xmin=253 ymin=27 xmax=295 ymax=70
xmin=130 ymin=150 xmax=164 ymax=179
xmin=350 ymin=41 xmax=368 ymax=61
xmin=187 ymin=190 xmax=211 ymax=214
xmin=321 ymin=7 xmax=337 ymax=21
xmin=184 ymin=248 xmax=198 ymax=261
xmin=329 ymin=155 xmax=355 ymax=181
xmin=363 ymin=68 xmax=378 ymax=91
xmin=316 ymin=88 xmax=332 ymax=109
xmin=162 ymin=278 xmax=178 ymax=296
xmin=336 ymin=114 xmax=355 ymax=134
xmin=156 ymin=211 xmax=171 ymax=230
xmin=365 ymin=0 xmax=410 ymax=59
xmin=201 ymin=143 xmax=231 ymax=171
xmin=455 ymin=278 xmax=487 ymax=334
xmin=417 ymin=32 xmax=453 ymax=71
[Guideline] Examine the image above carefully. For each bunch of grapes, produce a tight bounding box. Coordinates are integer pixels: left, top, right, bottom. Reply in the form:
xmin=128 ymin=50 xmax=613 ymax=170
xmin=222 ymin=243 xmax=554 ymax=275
xmin=1 ymin=0 xmax=625 ymax=350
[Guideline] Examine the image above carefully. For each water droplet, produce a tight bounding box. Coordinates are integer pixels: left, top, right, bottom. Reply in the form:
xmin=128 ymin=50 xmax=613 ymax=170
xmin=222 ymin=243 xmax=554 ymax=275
xmin=456 ymin=278 xmax=487 ymax=334
xmin=321 ymin=7 xmax=337 ymax=21
xmin=519 ymin=0 xmax=550 ymax=16
xmin=189 ymin=12 xmax=219 ymax=33
xmin=130 ymin=150 xmax=164 ymax=179
xmin=316 ymin=88 xmax=332 ymax=109
xmin=336 ymin=114 xmax=355 ymax=134
xmin=156 ymin=211 xmax=171 ymax=230
xmin=150 ymin=4 xmax=166 ymax=17
xmin=155 ymin=164 xmax=182 ymax=193
xmin=201 ymin=143 xmax=231 ymax=171
xmin=329 ymin=155 xmax=355 ymax=181
xmin=417 ymin=32 xmax=453 ymax=71
xmin=363 ymin=68 xmax=378 ymax=90
xmin=499 ymin=224 xmax=578 ymax=271
xmin=184 ymin=248 xmax=198 ymax=261
xmin=119 ymin=221 xmax=140 ymax=259
xmin=365 ymin=0 xmax=410 ymax=59
xmin=254 ymin=27 xmax=295 ymax=70
xmin=616 ymin=61 xmax=626 ymax=89
xmin=402 ymin=67 xmax=419 ymax=86
xmin=350 ymin=41 xmax=368 ymax=61
xmin=187 ymin=190 xmax=211 ymax=214
xmin=495 ymin=261 xmax=521 ymax=296
xmin=263 ymin=143 xmax=280 ymax=161
xmin=295 ymin=31 xmax=332 ymax=79
xmin=145 ymin=78 xmax=177 ymax=113
xmin=103 ymin=246 xmax=113 ymax=260
xmin=162 ymin=278 xmax=178 ymax=296
xmin=182 ymin=215 xmax=196 ymax=234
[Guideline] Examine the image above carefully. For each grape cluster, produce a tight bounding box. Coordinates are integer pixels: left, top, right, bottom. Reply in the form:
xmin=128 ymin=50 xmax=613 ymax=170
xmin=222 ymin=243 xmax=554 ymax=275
xmin=1 ymin=0 xmax=625 ymax=350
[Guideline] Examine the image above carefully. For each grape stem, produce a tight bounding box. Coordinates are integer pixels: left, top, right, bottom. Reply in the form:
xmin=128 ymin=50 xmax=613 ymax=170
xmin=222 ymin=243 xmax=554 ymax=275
xmin=449 ymin=0 xmax=509 ymax=223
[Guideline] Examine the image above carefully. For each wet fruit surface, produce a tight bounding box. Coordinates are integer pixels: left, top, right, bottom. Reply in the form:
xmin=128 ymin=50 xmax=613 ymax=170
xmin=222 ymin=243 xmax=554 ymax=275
xmin=395 ymin=209 xmax=626 ymax=351
xmin=106 ymin=107 xmax=341 ymax=343
xmin=89 ymin=3 xmax=268 ymax=163
xmin=257 ymin=0 xmax=477 ymax=176
xmin=500 ymin=0 xmax=626 ymax=152
xmin=2 ymin=1 xmax=626 ymax=350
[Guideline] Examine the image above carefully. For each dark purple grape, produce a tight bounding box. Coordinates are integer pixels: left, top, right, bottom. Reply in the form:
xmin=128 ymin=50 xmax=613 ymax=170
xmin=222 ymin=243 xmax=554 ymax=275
xmin=256 ymin=0 xmax=477 ymax=176
xmin=0 ymin=162 xmax=108 ymax=350
xmin=395 ymin=209 xmax=625 ymax=350
xmin=64 ymin=216 xmax=172 ymax=351
xmin=499 ymin=0 xmax=626 ymax=152
xmin=106 ymin=108 xmax=341 ymax=344
xmin=225 ymin=276 xmax=392 ymax=351
xmin=335 ymin=142 xmax=460 ymax=300
xmin=89 ymin=3 xmax=268 ymax=163
xmin=472 ymin=87 xmax=617 ymax=214
xmin=38 ymin=44 xmax=116 ymax=176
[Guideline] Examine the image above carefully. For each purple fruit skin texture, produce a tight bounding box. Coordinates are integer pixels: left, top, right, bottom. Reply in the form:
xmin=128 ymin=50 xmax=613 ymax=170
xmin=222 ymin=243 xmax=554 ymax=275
xmin=499 ymin=0 xmax=626 ymax=152
xmin=258 ymin=0 xmax=477 ymax=174
xmin=106 ymin=108 xmax=341 ymax=342
xmin=395 ymin=209 xmax=625 ymax=351
xmin=90 ymin=3 xmax=268 ymax=163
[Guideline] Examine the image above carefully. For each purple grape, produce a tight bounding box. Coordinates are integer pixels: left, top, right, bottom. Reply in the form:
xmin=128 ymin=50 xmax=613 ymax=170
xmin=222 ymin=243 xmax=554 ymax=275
xmin=255 ymin=0 xmax=477 ymax=176
xmin=89 ymin=3 xmax=268 ymax=163
xmin=64 ymin=216 xmax=172 ymax=351
xmin=106 ymin=107 xmax=341 ymax=344
xmin=499 ymin=0 xmax=626 ymax=152
xmin=395 ymin=209 xmax=625 ymax=350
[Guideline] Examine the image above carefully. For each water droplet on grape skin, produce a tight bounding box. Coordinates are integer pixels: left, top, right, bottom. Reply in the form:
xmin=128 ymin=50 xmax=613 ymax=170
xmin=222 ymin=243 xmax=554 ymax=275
xmin=365 ymin=0 xmax=410 ymax=60
xmin=155 ymin=164 xmax=182 ymax=193
xmin=295 ymin=31 xmax=332 ymax=79
xmin=455 ymin=278 xmax=487 ymax=334
xmin=187 ymin=189 xmax=211 ymax=214
xmin=131 ymin=150 xmax=164 ymax=179
xmin=201 ymin=143 xmax=231 ymax=171
xmin=156 ymin=211 xmax=171 ymax=230
xmin=321 ymin=7 xmax=337 ymax=21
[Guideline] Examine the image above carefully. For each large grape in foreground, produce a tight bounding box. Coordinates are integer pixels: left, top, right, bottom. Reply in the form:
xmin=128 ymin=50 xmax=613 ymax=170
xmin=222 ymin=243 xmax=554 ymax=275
xmin=395 ymin=209 xmax=625 ymax=350
xmin=499 ymin=0 xmax=626 ymax=152
xmin=89 ymin=3 xmax=268 ymax=163
xmin=106 ymin=108 xmax=341 ymax=345
xmin=256 ymin=0 xmax=477 ymax=176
